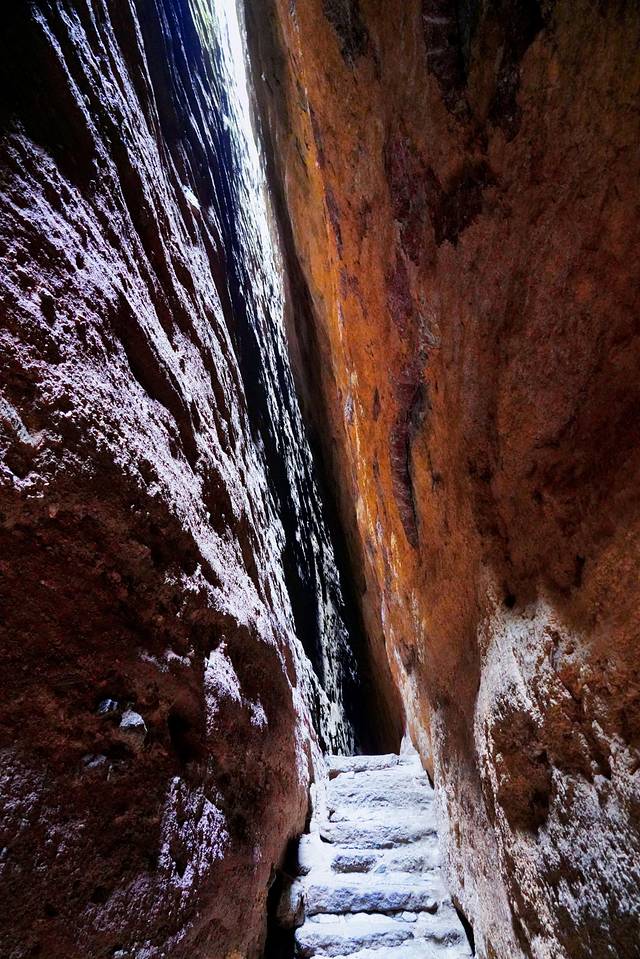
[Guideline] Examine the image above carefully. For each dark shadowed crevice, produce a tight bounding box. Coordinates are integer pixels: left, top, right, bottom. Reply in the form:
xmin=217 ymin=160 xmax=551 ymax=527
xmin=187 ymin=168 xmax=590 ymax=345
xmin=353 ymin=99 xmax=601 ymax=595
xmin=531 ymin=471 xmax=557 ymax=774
xmin=184 ymin=1 xmax=399 ymax=755
xmin=322 ymin=0 xmax=370 ymax=66
xmin=455 ymin=904 xmax=476 ymax=955
xmin=243 ymin=0 xmax=405 ymax=756
xmin=263 ymin=838 xmax=299 ymax=959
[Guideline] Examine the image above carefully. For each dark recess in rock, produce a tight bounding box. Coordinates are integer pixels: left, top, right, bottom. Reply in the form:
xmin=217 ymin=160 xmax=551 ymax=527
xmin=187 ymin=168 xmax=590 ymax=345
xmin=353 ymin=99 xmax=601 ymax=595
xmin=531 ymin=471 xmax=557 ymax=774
xmin=323 ymin=0 xmax=370 ymax=66
xmin=390 ymin=366 xmax=430 ymax=548
xmin=422 ymin=0 xmax=472 ymax=115
xmin=487 ymin=0 xmax=544 ymax=137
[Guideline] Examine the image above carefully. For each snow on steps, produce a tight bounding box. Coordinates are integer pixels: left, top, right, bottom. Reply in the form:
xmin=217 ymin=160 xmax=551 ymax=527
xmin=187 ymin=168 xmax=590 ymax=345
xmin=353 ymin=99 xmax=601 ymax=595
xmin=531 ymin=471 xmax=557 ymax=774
xmin=281 ymin=749 xmax=473 ymax=958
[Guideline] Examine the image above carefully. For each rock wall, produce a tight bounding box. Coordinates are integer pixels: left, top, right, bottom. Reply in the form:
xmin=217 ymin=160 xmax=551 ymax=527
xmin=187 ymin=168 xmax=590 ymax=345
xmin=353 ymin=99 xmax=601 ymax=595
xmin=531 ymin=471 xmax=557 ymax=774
xmin=0 ymin=1 xmax=398 ymax=957
xmin=246 ymin=1 xmax=640 ymax=956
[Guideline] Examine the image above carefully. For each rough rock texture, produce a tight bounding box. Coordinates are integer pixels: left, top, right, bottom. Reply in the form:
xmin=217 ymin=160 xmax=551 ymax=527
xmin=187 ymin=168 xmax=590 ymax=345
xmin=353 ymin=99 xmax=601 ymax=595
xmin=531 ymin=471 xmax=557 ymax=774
xmin=0 ymin=1 xmax=396 ymax=957
xmin=247 ymin=2 xmax=640 ymax=957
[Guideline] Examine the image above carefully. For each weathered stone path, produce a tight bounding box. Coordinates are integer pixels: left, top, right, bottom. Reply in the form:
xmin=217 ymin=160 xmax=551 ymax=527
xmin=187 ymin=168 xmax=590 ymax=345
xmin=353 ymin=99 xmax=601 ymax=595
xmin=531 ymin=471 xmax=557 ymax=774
xmin=281 ymin=750 xmax=473 ymax=958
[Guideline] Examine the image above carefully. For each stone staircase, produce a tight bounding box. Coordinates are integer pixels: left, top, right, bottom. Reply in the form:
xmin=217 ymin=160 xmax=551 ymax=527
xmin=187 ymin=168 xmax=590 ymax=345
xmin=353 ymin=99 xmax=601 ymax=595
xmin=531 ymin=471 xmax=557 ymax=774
xmin=278 ymin=751 xmax=473 ymax=958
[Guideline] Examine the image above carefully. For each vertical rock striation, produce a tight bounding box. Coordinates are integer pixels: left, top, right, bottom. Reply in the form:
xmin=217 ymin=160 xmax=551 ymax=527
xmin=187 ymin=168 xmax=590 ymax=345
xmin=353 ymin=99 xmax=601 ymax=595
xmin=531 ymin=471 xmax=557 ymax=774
xmin=0 ymin=1 xmax=397 ymax=957
xmin=247 ymin=1 xmax=640 ymax=956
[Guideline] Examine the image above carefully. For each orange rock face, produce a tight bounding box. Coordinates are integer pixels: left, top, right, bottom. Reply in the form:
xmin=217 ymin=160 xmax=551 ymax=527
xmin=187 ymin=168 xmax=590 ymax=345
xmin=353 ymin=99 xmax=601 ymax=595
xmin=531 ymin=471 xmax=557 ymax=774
xmin=247 ymin=1 xmax=640 ymax=955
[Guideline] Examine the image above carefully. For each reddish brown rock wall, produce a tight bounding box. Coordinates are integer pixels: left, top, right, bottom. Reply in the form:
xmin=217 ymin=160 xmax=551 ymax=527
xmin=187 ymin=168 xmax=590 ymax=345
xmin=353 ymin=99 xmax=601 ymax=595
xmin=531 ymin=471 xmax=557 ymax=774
xmin=0 ymin=1 xmax=396 ymax=956
xmin=247 ymin=1 xmax=640 ymax=956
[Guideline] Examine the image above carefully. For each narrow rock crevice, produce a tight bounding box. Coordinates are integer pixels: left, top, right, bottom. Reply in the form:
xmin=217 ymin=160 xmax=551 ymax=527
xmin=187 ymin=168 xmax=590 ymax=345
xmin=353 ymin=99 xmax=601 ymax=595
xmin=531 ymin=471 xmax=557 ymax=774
xmin=2 ymin=0 xmax=640 ymax=957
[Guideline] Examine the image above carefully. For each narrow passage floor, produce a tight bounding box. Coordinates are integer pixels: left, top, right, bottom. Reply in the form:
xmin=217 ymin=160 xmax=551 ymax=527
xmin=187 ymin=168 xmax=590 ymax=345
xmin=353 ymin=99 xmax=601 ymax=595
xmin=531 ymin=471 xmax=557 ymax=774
xmin=283 ymin=750 xmax=473 ymax=958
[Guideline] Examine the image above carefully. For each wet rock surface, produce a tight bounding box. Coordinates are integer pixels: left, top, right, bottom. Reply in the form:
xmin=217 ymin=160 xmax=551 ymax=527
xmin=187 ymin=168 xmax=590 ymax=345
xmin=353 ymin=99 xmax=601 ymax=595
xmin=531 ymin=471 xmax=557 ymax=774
xmin=0 ymin=1 xmax=392 ymax=957
xmin=247 ymin=1 xmax=640 ymax=956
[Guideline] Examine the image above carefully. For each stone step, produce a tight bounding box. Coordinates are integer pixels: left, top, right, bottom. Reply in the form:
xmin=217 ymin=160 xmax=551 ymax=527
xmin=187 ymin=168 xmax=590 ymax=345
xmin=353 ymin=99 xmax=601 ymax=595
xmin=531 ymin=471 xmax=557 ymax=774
xmin=327 ymin=753 xmax=424 ymax=777
xmin=327 ymin=769 xmax=434 ymax=813
xmin=297 ymin=834 xmax=441 ymax=877
xmin=327 ymin=754 xmax=402 ymax=777
xmin=416 ymin=902 xmax=471 ymax=949
xmin=320 ymin=811 xmax=438 ymax=848
xmin=304 ymin=870 xmax=446 ymax=916
xmin=313 ymin=943 xmax=473 ymax=959
xmin=295 ymin=911 xmax=418 ymax=957
xmin=296 ymin=906 xmax=471 ymax=957
xmin=312 ymin=941 xmax=472 ymax=959
xmin=332 ymin=841 xmax=441 ymax=876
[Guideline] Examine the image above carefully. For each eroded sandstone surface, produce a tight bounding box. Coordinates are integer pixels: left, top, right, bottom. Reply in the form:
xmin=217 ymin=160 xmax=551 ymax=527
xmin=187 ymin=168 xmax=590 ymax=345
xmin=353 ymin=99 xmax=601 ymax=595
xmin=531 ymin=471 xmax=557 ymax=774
xmin=0 ymin=1 xmax=399 ymax=957
xmin=247 ymin=1 xmax=640 ymax=956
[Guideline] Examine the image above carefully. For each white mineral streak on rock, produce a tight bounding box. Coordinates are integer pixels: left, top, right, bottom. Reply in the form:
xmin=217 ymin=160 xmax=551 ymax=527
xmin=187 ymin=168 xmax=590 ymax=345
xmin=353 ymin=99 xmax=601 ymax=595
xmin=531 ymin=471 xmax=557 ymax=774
xmin=158 ymin=777 xmax=229 ymax=889
xmin=205 ymin=644 xmax=242 ymax=719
